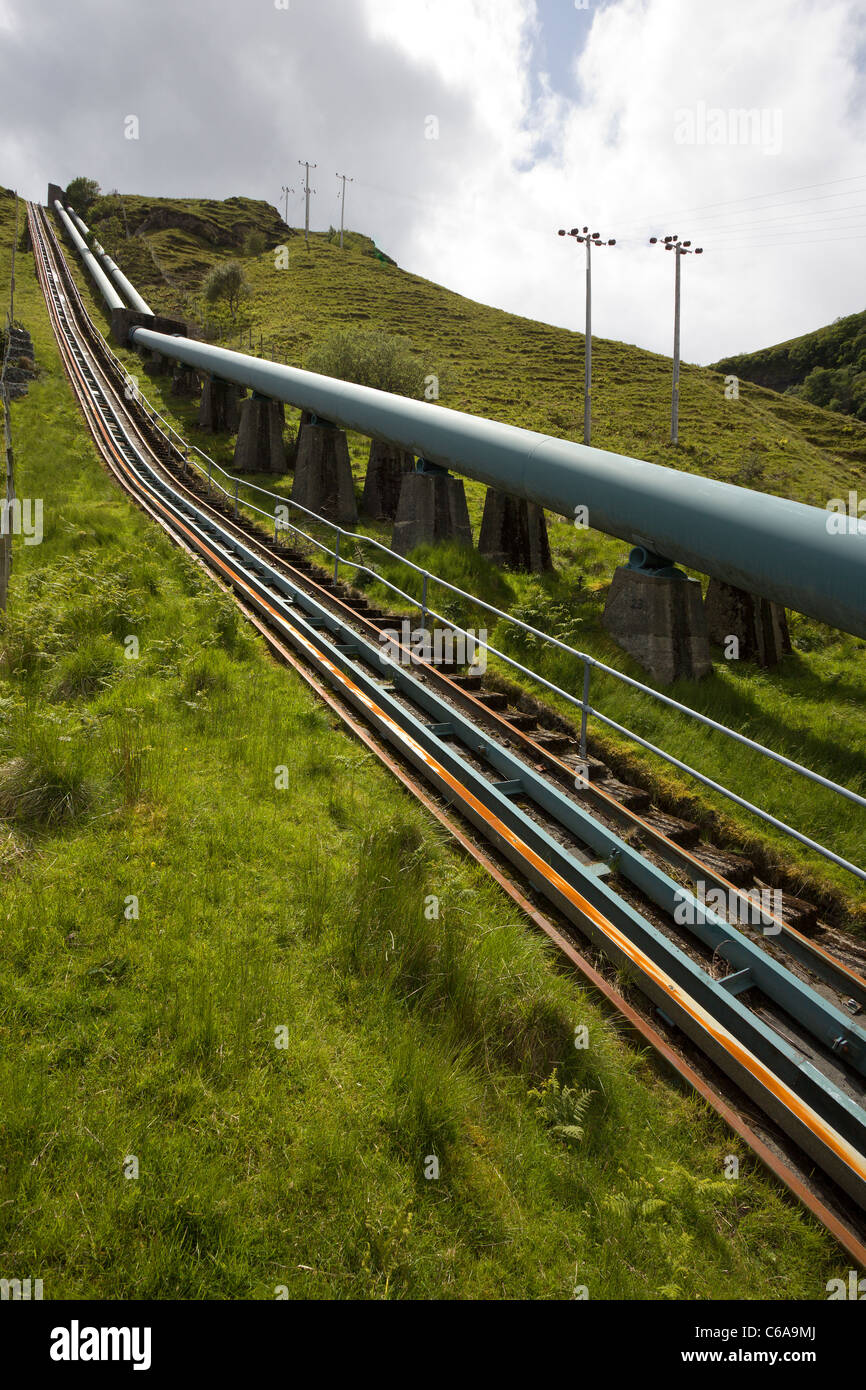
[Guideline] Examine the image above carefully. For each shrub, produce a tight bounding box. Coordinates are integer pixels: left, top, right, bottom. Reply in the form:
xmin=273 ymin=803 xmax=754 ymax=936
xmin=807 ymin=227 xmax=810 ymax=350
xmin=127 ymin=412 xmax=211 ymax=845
xmin=202 ymin=261 xmax=249 ymax=317
xmin=305 ymin=327 xmax=440 ymax=399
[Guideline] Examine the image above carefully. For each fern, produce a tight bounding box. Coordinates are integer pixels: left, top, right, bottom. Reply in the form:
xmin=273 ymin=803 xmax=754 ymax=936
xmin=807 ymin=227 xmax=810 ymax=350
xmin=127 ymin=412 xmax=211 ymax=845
xmin=529 ymin=1069 xmax=594 ymax=1147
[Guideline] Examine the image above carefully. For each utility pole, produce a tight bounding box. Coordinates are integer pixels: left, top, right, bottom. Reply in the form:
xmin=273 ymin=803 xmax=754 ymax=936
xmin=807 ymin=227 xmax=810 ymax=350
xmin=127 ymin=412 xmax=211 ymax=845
xmin=280 ymin=185 xmax=294 ymax=226
xmin=649 ymin=234 xmax=704 ymax=444
xmin=336 ymin=173 xmax=353 ymax=249
xmin=557 ymin=225 xmax=616 ymax=446
xmin=298 ymin=161 xmax=317 ymax=244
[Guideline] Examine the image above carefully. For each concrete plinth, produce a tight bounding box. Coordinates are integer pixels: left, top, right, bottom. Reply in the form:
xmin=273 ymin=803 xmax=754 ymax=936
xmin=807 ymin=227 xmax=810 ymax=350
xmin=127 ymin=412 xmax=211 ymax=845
xmin=199 ymin=377 xmax=242 ymax=433
xmin=361 ymin=440 xmax=414 ymax=520
xmin=704 ymin=579 xmax=791 ymax=667
xmin=289 ymin=410 xmax=313 ymax=469
xmin=47 ymin=183 xmax=65 ymax=210
xmin=478 ymin=489 xmax=552 ymax=572
xmin=233 ymin=395 xmax=288 ymax=474
xmin=143 ymin=349 xmax=170 ymax=376
xmin=391 ymin=469 xmax=473 ymax=556
xmin=170 ymin=365 xmax=201 ymax=399
xmin=291 ymin=422 xmax=358 ymax=525
xmin=603 ymin=566 xmax=711 ymax=684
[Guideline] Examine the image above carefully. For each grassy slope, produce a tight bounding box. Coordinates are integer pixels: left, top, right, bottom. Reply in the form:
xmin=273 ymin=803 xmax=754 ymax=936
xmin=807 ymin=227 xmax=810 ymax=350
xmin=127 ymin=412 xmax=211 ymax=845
xmin=54 ymin=190 xmax=866 ymax=926
xmin=712 ymin=309 xmax=866 ymax=415
xmin=0 ymin=187 xmax=844 ymax=1300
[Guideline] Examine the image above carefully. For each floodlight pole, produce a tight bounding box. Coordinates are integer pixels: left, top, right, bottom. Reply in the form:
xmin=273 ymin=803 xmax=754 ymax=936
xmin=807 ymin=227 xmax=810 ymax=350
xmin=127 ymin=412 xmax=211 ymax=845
xmin=649 ymin=234 xmax=704 ymax=444
xmin=558 ymin=225 xmax=616 ymax=446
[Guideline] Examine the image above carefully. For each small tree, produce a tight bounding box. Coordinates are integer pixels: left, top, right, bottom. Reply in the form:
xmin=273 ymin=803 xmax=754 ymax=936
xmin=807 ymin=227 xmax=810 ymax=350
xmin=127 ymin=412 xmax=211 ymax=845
xmin=305 ymin=327 xmax=446 ymax=399
xmin=65 ymin=177 xmax=100 ymax=216
xmin=202 ymin=260 xmax=249 ymax=318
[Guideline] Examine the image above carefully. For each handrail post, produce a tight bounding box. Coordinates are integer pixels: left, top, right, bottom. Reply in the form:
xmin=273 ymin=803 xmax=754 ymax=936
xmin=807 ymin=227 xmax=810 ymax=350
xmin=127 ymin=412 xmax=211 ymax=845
xmin=421 ymin=571 xmax=428 ymax=631
xmin=334 ymin=528 xmax=341 ymax=585
xmin=580 ymin=660 xmax=591 ymax=761
xmin=234 ymin=478 xmax=239 ymax=519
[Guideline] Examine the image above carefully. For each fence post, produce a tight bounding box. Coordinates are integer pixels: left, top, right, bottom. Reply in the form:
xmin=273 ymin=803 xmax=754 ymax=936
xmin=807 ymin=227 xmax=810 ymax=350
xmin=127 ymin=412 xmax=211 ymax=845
xmin=421 ymin=571 xmax=428 ymax=630
xmin=579 ymin=660 xmax=591 ymax=761
xmin=234 ymin=478 xmax=239 ymax=519
xmin=334 ymin=529 xmax=341 ymax=585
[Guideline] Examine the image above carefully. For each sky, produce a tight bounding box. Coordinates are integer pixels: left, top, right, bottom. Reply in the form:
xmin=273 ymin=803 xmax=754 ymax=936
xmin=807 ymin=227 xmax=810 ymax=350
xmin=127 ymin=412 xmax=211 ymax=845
xmin=0 ymin=0 xmax=864 ymax=364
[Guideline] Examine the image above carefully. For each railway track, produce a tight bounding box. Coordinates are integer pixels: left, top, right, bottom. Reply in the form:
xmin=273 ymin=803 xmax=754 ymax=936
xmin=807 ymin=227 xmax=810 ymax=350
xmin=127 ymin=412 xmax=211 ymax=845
xmin=29 ymin=199 xmax=866 ymax=1261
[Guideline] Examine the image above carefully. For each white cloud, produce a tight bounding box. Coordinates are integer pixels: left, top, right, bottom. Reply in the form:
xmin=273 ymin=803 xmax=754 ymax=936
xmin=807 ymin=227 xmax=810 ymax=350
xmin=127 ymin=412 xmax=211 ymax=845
xmin=0 ymin=0 xmax=863 ymax=363
xmin=366 ymin=0 xmax=866 ymax=361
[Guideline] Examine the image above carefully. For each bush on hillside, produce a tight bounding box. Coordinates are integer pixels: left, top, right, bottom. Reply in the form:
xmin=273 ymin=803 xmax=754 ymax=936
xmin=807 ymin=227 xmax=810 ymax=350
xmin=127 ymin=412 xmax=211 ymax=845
xmin=305 ymin=327 xmax=442 ymax=399
xmin=202 ymin=260 xmax=249 ymax=318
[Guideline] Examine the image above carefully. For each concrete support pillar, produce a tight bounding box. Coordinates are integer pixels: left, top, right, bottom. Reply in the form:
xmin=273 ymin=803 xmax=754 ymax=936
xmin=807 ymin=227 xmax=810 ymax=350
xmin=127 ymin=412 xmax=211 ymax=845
xmin=289 ymin=410 xmax=313 ymax=469
xmin=361 ymin=439 xmax=414 ymax=521
xmin=478 ymin=489 xmax=552 ymax=572
xmin=233 ymin=394 xmax=288 ymax=474
xmin=704 ymin=579 xmax=790 ymax=668
xmin=143 ymin=349 xmax=170 ymax=377
xmin=390 ymin=463 xmax=473 ymax=557
xmin=170 ymin=365 xmax=201 ymax=399
xmin=602 ymin=552 xmax=711 ymax=684
xmin=291 ymin=418 xmax=358 ymax=525
xmin=198 ymin=376 xmax=242 ymax=433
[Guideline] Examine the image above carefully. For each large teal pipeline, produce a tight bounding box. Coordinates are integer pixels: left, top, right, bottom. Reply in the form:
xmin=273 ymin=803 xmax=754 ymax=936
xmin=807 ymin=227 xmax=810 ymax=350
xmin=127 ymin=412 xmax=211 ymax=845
xmin=66 ymin=207 xmax=153 ymax=316
xmin=127 ymin=328 xmax=866 ymax=638
xmin=53 ymin=201 xmax=125 ymax=313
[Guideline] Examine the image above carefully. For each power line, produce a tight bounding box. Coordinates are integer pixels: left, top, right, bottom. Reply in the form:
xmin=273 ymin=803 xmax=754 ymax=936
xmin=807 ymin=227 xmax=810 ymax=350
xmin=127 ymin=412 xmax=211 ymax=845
xmin=712 ymin=232 xmax=866 ymax=251
xmin=690 ymin=202 xmax=866 ymax=236
xmin=618 ymin=171 xmax=866 ymax=234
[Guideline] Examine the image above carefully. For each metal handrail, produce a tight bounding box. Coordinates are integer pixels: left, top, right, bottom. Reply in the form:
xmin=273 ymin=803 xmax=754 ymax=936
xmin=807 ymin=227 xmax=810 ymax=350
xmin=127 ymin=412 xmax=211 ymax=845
xmin=126 ymin=371 xmax=866 ymax=885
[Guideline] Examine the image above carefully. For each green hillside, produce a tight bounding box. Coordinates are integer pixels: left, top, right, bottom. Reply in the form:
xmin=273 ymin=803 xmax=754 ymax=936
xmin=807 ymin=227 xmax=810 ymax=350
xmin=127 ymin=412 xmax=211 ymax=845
xmin=0 ymin=184 xmax=842 ymax=1301
xmin=75 ymin=186 xmax=866 ymax=488
xmin=713 ymin=310 xmax=866 ymax=423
